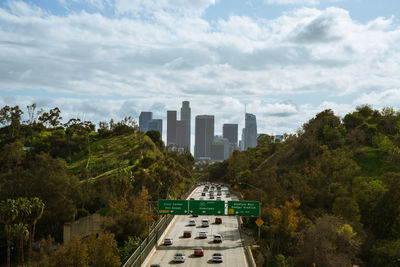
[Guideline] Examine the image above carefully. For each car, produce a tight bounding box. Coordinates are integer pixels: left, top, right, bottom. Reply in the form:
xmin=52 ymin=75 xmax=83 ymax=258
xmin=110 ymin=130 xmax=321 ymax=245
xmin=201 ymin=192 xmax=206 ymax=196
xmin=194 ymin=247 xmax=204 ymax=256
xmin=226 ymin=193 xmax=230 ymax=197
xmin=189 ymin=219 xmax=196 ymax=226
xmin=174 ymin=253 xmax=186 ymax=263
xmin=202 ymin=219 xmax=209 ymax=227
xmin=192 ymin=214 xmax=199 ymax=217
xmin=190 ymin=197 xmax=195 ymax=200
xmin=215 ymin=217 xmax=222 ymax=224
xmin=150 ymin=264 xmax=161 ymax=267
xmin=213 ymin=234 xmax=222 ymax=243
xmin=216 ymin=196 xmax=221 ymax=201
xmin=183 ymin=230 xmax=192 ymax=238
xmin=164 ymin=237 xmax=173 ymax=245
xmin=217 ymin=191 xmax=222 ymax=196
xmin=212 ymin=253 xmax=223 ymax=262
xmin=198 ymin=231 xmax=207 ymax=238
xmin=209 ymin=195 xmax=214 ymax=199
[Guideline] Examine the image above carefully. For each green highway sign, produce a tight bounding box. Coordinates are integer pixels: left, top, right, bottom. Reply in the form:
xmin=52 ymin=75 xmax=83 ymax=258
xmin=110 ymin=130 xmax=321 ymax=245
xmin=228 ymin=201 xmax=260 ymax=217
xmin=189 ymin=200 xmax=225 ymax=215
xmin=158 ymin=200 xmax=189 ymax=215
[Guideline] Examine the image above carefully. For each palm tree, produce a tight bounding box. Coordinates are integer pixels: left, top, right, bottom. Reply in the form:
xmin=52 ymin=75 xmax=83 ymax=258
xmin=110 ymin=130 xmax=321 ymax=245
xmin=15 ymin=197 xmax=31 ymax=266
xmin=27 ymin=197 xmax=45 ymax=265
xmin=0 ymin=199 xmax=18 ymax=267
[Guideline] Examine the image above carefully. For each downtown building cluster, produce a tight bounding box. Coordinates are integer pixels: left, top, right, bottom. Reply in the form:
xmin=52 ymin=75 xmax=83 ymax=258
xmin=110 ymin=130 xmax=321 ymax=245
xmin=139 ymin=101 xmax=258 ymax=162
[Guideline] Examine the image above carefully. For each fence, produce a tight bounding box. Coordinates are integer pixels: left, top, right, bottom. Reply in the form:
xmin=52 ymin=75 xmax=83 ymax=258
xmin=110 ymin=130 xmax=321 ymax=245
xmin=123 ymin=184 xmax=196 ymax=267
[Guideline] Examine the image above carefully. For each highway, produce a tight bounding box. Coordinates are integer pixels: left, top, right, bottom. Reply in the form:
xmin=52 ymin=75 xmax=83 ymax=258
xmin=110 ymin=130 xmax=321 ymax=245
xmin=144 ymin=184 xmax=248 ymax=267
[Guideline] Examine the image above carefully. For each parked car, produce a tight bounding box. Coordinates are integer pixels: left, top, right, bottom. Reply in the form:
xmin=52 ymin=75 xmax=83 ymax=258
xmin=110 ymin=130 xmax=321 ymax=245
xmin=212 ymin=253 xmax=223 ymax=262
xmin=215 ymin=217 xmax=222 ymax=224
xmin=202 ymin=219 xmax=209 ymax=227
xmin=213 ymin=234 xmax=222 ymax=243
xmin=194 ymin=247 xmax=204 ymax=257
xmin=198 ymin=231 xmax=207 ymax=238
xmin=189 ymin=219 xmax=196 ymax=226
xmin=174 ymin=253 xmax=185 ymax=263
xmin=163 ymin=237 xmax=172 ymax=245
xmin=183 ymin=230 xmax=192 ymax=238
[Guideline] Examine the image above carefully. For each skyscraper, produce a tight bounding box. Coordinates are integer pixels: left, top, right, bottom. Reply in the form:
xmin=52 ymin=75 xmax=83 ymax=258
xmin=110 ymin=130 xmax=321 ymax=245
xmin=176 ymin=120 xmax=187 ymax=149
xmin=139 ymin=112 xmax=153 ymax=133
xmin=194 ymin=115 xmax=214 ymax=160
xmin=180 ymin=101 xmax=191 ymax=152
xmin=244 ymin=113 xmax=257 ymax=150
xmin=148 ymin=119 xmax=162 ymax=136
xmin=223 ymin=123 xmax=238 ymax=156
xmin=167 ymin=111 xmax=177 ymax=146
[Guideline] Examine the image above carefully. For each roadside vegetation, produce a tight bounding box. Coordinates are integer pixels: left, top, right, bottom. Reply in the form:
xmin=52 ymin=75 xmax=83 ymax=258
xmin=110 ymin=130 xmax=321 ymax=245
xmin=206 ymin=105 xmax=400 ymax=267
xmin=0 ymin=104 xmax=194 ymax=266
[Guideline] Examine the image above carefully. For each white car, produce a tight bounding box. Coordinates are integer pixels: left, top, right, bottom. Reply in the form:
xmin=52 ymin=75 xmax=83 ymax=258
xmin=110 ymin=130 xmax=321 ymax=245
xmin=174 ymin=253 xmax=186 ymax=263
xmin=212 ymin=253 xmax=223 ymax=262
xmin=198 ymin=231 xmax=207 ymax=238
xmin=202 ymin=218 xmax=209 ymax=227
xmin=213 ymin=234 xmax=222 ymax=243
xmin=189 ymin=219 xmax=196 ymax=226
xmin=163 ymin=237 xmax=172 ymax=245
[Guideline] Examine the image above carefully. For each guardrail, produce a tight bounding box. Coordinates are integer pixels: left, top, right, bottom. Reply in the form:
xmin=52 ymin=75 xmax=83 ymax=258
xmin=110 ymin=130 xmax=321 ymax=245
xmin=123 ymin=184 xmax=196 ymax=267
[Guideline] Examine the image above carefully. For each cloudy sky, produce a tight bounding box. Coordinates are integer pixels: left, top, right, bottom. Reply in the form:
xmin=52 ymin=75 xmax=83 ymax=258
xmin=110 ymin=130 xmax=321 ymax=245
xmin=1 ymin=0 xmax=399 ymax=149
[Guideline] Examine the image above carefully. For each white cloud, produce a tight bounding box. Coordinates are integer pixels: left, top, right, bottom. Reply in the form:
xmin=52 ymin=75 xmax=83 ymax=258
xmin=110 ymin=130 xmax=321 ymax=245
xmin=265 ymin=0 xmax=319 ymax=6
xmin=1 ymin=2 xmax=400 ymax=139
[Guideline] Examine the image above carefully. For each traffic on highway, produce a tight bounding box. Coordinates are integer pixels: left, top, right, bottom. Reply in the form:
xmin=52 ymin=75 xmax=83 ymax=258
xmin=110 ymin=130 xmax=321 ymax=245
xmin=144 ymin=184 xmax=248 ymax=267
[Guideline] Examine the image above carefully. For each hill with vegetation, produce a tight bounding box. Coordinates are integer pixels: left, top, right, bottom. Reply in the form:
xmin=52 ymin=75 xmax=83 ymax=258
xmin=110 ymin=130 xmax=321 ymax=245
xmin=0 ymin=104 xmax=194 ymax=266
xmin=207 ymin=105 xmax=400 ymax=267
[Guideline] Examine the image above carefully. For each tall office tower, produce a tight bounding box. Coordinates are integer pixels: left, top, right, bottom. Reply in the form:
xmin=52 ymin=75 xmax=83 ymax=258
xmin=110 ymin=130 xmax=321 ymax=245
xmin=176 ymin=120 xmax=187 ymax=149
xmin=194 ymin=115 xmax=214 ymax=160
xmin=223 ymin=124 xmax=238 ymax=156
xmin=167 ymin=111 xmax=177 ymax=146
xmin=211 ymin=137 xmax=230 ymax=161
xmin=139 ymin=112 xmax=153 ymax=133
xmin=180 ymin=101 xmax=191 ymax=151
xmin=244 ymin=113 xmax=257 ymax=150
xmin=241 ymin=128 xmax=245 ymax=151
xmin=148 ymin=119 xmax=163 ymax=136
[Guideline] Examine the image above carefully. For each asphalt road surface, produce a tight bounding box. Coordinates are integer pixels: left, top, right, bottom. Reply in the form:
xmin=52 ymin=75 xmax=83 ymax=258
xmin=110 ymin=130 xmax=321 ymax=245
xmin=144 ymin=184 xmax=248 ymax=267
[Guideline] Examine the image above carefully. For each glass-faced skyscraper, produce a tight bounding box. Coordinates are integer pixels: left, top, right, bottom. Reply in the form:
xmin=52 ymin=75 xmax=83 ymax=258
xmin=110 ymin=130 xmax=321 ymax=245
xmin=194 ymin=115 xmax=214 ymax=160
xmin=167 ymin=110 xmax=177 ymax=146
xmin=139 ymin=112 xmax=153 ymax=133
xmin=244 ymin=113 xmax=257 ymax=150
xmin=180 ymin=101 xmax=191 ymax=152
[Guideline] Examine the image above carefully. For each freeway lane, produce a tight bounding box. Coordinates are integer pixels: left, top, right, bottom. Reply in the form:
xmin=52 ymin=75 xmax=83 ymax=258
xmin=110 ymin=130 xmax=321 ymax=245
xmin=144 ymin=185 xmax=248 ymax=267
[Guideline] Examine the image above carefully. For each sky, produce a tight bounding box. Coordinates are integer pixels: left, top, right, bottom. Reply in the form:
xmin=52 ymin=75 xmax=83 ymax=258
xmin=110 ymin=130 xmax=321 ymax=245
xmin=1 ymin=0 xmax=400 ymax=150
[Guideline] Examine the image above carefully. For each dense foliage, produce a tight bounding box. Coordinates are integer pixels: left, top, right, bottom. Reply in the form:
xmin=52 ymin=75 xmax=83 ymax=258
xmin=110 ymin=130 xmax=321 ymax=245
xmin=206 ymin=105 xmax=400 ymax=267
xmin=0 ymin=105 xmax=195 ymax=266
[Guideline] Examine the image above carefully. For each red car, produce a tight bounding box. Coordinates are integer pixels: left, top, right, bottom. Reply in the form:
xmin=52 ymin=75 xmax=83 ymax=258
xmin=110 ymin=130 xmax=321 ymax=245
xmin=183 ymin=230 xmax=192 ymax=238
xmin=194 ymin=247 xmax=204 ymax=257
xmin=215 ymin=217 xmax=222 ymax=224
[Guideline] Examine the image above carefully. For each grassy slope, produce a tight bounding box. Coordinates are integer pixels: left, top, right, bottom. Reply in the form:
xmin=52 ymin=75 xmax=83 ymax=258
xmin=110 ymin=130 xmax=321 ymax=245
xmin=68 ymin=133 xmax=160 ymax=181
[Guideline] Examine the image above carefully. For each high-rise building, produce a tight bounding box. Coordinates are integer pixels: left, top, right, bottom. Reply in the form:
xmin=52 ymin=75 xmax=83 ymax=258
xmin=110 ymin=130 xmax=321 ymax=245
xmin=139 ymin=112 xmax=152 ymax=133
xmin=240 ymin=128 xmax=245 ymax=151
xmin=244 ymin=113 xmax=257 ymax=150
xmin=194 ymin=115 xmax=214 ymax=160
xmin=211 ymin=137 xmax=230 ymax=161
xmin=167 ymin=111 xmax=177 ymax=146
xmin=180 ymin=101 xmax=191 ymax=151
xmin=176 ymin=120 xmax=187 ymax=149
xmin=223 ymin=124 xmax=238 ymax=156
xmin=148 ymin=119 xmax=162 ymax=136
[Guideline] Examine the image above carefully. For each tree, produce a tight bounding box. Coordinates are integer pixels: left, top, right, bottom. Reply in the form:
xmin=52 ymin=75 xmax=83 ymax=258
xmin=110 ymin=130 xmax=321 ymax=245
xmin=296 ymin=215 xmax=361 ymax=267
xmin=0 ymin=105 xmax=23 ymax=138
xmin=14 ymin=197 xmax=31 ymax=266
xmin=85 ymin=233 xmax=121 ymax=267
xmin=0 ymin=199 xmax=18 ymax=267
xmin=50 ymin=236 xmax=89 ymax=267
xmin=27 ymin=197 xmax=45 ymax=265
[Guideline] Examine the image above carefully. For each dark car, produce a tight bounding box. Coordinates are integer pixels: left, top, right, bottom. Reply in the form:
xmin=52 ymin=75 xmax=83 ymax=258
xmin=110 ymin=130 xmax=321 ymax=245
xmin=215 ymin=217 xmax=222 ymax=224
xmin=183 ymin=230 xmax=192 ymax=238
